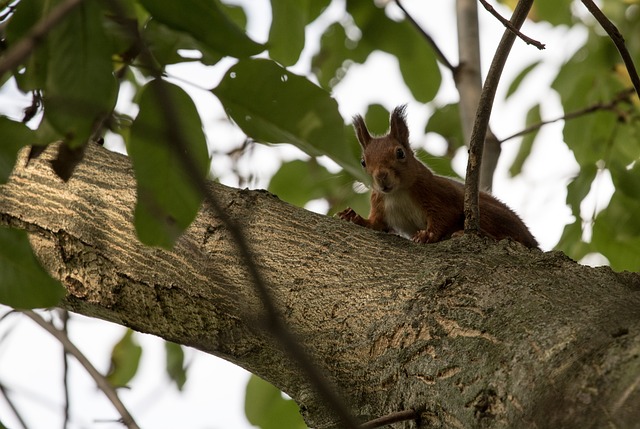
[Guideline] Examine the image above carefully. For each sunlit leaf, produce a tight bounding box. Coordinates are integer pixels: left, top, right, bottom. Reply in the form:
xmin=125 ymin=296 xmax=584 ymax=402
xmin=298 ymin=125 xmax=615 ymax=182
xmin=165 ymin=341 xmax=187 ymax=391
xmin=245 ymin=375 xmax=307 ymax=429
xmin=0 ymin=227 xmax=65 ymax=309
xmin=213 ymin=58 xmax=366 ymax=182
xmin=129 ymin=79 xmax=210 ymax=249
xmin=107 ymin=330 xmax=142 ymax=388
xmin=43 ymin=0 xmax=117 ymax=148
xmin=137 ymin=0 xmax=264 ymax=58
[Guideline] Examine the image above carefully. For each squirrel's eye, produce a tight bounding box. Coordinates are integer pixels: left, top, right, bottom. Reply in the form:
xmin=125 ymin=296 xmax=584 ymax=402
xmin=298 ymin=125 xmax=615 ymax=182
xmin=360 ymin=158 xmax=366 ymax=168
xmin=396 ymin=148 xmax=405 ymax=159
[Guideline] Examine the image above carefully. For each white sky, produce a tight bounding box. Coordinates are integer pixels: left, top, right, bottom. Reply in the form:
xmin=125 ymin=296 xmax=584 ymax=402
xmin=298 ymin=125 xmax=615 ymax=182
xmin=0 ymin=1 xmax=614 ymax=428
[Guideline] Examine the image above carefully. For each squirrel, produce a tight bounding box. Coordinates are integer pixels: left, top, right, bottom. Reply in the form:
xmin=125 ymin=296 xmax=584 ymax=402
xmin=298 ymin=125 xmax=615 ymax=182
xmin=337 ymin=105 xmax=538 ymax=249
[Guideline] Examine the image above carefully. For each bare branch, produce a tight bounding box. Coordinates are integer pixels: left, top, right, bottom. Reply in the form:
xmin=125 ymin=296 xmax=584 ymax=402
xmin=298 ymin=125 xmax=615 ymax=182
xmin=0 ymin=381 xmax=30 ymax=429
xmin=580 ymin=0 xmax=640 ymax=99
xmin=22 ymin=311 xmax=140 ymax=429
xmin=498 ymin=88 xmax=636 ymax=144
xmin=464 ymin=0 xmax=534 ymax=233
xmin=0 ymin=0 xmax=86 ymax=77
xmin=394 ymin=0 xmax=456 ymax=72
xmin=478 ymin=0 xmax=545 ymax=50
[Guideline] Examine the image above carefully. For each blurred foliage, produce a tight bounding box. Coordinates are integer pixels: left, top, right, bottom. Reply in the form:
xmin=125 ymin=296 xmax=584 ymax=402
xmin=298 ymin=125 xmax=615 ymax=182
xmin=245 ymin=375 xmax=307 ymax=429
xmin=1 ymin=0 xmax=640 ymax=426
xmin=107 ymin=329 xmax=142 ymax=388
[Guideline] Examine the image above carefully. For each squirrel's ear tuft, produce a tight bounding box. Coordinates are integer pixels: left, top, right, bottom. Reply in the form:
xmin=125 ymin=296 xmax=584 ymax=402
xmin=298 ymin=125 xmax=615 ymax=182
xmin=353 ymin=115 xmax=371 ymax=148
xmin=389 ymin=105 xmax=409 ymax=146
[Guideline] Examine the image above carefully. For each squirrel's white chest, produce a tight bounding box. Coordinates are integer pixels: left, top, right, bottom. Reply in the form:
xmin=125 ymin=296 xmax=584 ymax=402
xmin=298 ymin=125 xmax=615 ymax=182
xmin=383 ymin=191 xmax=427 ymax=238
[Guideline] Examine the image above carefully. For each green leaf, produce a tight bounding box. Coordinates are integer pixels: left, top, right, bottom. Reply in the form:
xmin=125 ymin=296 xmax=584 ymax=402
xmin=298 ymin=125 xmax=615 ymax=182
xmin=348 ymin=2 xmax=441 ymax=103
xmin=0 ymin=227 xmax=65 ymax=309
xmin=4 ymin=0 xmax=48 ymax=91
xmin=311 ymin=22 xmax=365 ymax=89
xmin=416 ymin=149 xmax=461 ymax=180
xmin=44 ymin=0 xmax=117 ymax=147
xmin=505 ymin=61 xmax=540 ymax=100
xmin=592 ymin=191 xmax=640 ymax=271
xmin=143 ymin=19 xmax=222 ymax=66
xmin=165 ymin=341 xmax=187 ymax=391
xmin=532 ymin=0 xmax=573 ymax=26
xmin=137 ymin=0 xmax=264 ymax=58
xmin=269 ymin=0 xmax=307 ymax=66
xmin=0 ymin=117 xmax=36 ymax=183
xmin=107 ymin=330 xmax=142 ymax=388
xmin=363 ymin=104 xmax=391 ymax=135
xmin=509 ymin=103 xmax=541 ymax=177
xmin=425 ymin=103 xmax=465 ymax=154
xmin=129 ymin=79 xmax=210 ymax=248
xmin=245 ymin=375 xmax=307 ymax=429
xmin=213 ymin=58 xmax=366 ymax=182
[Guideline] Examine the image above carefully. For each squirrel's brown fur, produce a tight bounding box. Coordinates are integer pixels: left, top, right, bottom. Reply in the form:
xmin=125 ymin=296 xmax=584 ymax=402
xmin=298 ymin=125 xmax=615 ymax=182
xmin=338 ymin=105 xmax=538 ymax=248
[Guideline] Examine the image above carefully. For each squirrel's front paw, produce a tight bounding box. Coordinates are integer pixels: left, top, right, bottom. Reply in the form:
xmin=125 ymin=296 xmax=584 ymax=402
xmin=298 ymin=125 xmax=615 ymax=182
xmin=412 ymin=229 xmax=434 ymax=243
xmin=337 ymin=207 xmax=358 ymax=222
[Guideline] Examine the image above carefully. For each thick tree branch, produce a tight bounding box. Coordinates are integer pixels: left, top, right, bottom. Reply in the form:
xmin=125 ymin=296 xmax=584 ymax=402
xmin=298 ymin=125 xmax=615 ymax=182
xmin=1 ymin=144 xmax=640 ymax=428
xmin=464 ymin=0 xmax=533 ymax=233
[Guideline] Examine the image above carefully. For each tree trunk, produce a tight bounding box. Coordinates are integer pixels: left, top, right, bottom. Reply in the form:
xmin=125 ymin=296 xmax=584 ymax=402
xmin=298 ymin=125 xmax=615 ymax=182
xmin=1 ymin=144 xmax=639 ymax=429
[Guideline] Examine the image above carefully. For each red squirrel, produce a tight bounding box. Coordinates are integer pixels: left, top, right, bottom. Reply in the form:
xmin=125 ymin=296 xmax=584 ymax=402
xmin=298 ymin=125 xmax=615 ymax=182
xmin=338 ymin=105 xmax=538 ymax=248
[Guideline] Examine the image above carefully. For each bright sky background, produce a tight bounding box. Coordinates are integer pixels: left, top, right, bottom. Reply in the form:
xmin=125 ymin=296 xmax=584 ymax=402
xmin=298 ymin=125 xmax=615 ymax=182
xmin=0 ymin=1 xmax=613 ymax=428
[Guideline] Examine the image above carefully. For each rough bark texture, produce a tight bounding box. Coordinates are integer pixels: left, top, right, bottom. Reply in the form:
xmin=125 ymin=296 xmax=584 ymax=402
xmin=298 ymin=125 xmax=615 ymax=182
xmin=1 ymin=144 xmax=640 ymax=429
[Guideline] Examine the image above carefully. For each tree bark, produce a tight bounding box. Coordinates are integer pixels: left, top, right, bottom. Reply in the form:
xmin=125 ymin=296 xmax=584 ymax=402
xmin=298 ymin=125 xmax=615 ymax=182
xmin=1 ymin=144 xmax=639 ymax=429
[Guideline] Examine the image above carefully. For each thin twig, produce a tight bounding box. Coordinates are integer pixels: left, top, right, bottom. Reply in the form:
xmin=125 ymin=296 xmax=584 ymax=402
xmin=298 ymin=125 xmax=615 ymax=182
xmin=464 ymin=0 xmax=534 ymax=233
xmin=498 ymin=88 xmax=636 ymax=144
xmin=394 ymin=0 xmax=456 ymax=72
xmin=60 ymin=310 xmax=71 ymax=429
xmin=0 ymin=381 xmax=30 ymax=429
xmin=478 ymin=0 xmax=545 ymax=50
xmin=102 ymin=1 xmax=360 ymax=426
xmin=360 ymin=409 xmax=420 ymax=429
xmin=22 ymin=310 xmax=140 ymax=429
xmin=0 ymin=0 xmax=86 ymax=77
xmin=581 ymin=0 xmax=640 ymax=99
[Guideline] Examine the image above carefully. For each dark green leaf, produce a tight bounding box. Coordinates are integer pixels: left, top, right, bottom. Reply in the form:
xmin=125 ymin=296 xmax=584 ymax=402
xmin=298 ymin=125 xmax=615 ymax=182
xmin=509 ymin=103 xmax=541 ymax=177
xmin=269 ymin=0 xmax=307 ymax=66
xmin=311 ymin=22 xmax=363 ymax=89
xmin=592 ymin=191 xmax=640 ymax=271
xmin=0 ymin=227 xmax=65 ymax=309
xmin=348 ymin=2 xmax=440 ymax=103
xmin=137 ymin=0 xmax=264 ymax=58
xmin=0 ymin=117 xmax=36 ymax=183
xmin=107 ymin=330 xmax=142 ymax=388
xmin=416 ymin=149 xmax=461 ymax=180
xmin=4 ymin=0 xmax=48 ymax=91
xmin=213 ymin=59 xmax=366 ymax=182
xmin=143 ymin=19 xmax=222 ymax=66
xmin=44 ymin=0 xmax=117 ymax=148
xmin=245 ymin=375 xmax=306 ymax=429
xmin=129 ymin=79 xmax=210 ymax=248
xmin=505 ymin=61 xmax=541 ymax=100
xmin=165 ymin=342 xmax=187 ymax=391
xmin=425 ymin=103 xmax=465 ymax=155
xmin=363 ymin=104 xmax=391 ymax=135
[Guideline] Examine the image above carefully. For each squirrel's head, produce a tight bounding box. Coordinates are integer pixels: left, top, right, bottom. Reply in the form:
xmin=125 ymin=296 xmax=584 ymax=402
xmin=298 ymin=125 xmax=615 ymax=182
xmin=353 ymin=105 xmax=418 ymax=193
